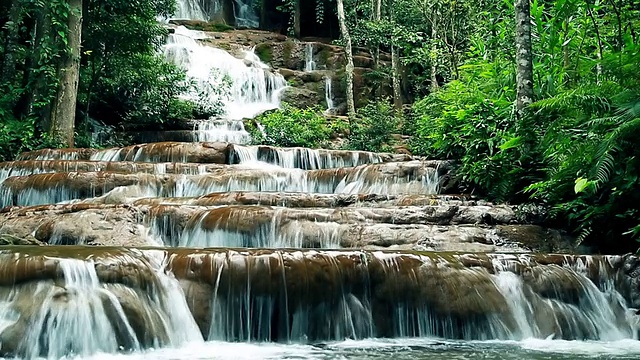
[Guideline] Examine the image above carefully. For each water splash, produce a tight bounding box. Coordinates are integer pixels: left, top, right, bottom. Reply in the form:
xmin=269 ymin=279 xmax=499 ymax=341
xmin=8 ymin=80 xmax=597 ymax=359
xmin=324 ymin=76 xmax=335 ymax=113
xmin=229 ymin=145 xmax=384 ymax=169
xmin=164 ymin=26 xmax=286 ymax=120
xmin=0 ymin=254 xmax=203 ymax=358
xmin=304 ymin=43 xmax=316 ymax=72
xmin=176 ymin=207 xmax=343 ymax=248
xmin=175 ymin=0 xmax=209 ymax=21
xmin=233 ymin=0 xmax=260 ymax=28
xmin=193 ymin=119 xmax=252 ymax=144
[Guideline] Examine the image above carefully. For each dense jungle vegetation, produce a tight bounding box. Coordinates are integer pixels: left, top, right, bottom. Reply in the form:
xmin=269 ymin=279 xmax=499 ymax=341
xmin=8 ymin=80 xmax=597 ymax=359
xmin=1 ymin=0 xmax=639 ymax=252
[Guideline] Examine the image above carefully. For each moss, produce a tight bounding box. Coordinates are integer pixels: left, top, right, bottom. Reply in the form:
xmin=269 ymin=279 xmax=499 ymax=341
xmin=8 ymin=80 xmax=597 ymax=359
xmin=171 ymin=20 xmax=234 ymax=32
xmin=317 ymin=48 xmax=332 ymax=68
xmin=282 ymin=40 xmax=296 ymax=64
xmin=255 ymin=43 xmax=273 ymax=63
xmin=288 ymin=78 xmax=303 ymax=87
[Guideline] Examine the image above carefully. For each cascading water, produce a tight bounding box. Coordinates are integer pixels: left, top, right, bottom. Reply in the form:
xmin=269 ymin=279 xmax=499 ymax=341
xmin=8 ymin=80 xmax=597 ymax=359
xmin=233 ymin=0 xmax=260 ymax=28
xmin=0 ymin=253 xmax=203 ymax=358
xmin=164 ymin=26 xmax=287 ymax=121
xmin=174 ymin=0 xmax=209 ymax=20
xmin=2 ymin=3 xmax=640 ymax=357
xmin=325 ymin=76 xmax=335 ymax=113
xmin=193 ymin=119 xmax=252 ymax=143
xmin=0 ymin=248 xmax=638 ymax=358
xmin=304 ymin=43 xmax=316 ymax=72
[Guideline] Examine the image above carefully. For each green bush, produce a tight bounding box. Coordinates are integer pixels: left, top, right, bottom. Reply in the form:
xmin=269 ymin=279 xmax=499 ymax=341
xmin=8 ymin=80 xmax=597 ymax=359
xmin=525 ymin=78 xmax=640 ymax=250
xmin=85 ymin=54 xmax=189 ymax=126
xmin=251 ymin=105 xmax=332 ymax=148
xmin=410 ymin=79 xmax=524 ymax=200
xmin=346 ymin=100 xmax=399 ymax=153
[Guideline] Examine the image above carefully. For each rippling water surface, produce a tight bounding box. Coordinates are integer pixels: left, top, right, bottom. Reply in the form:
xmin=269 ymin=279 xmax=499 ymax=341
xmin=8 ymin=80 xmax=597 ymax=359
xmin=55 ymin=338 xmax=640 ymax=360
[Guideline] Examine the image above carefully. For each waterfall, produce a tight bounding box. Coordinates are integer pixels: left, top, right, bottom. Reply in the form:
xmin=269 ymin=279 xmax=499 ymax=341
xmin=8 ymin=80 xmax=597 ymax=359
xmin=0 ymin=247 xmax=636 ymax=355
xmin=175 ymin=0 xmax=208 ymax=20
xmin=304 ymin=43 xmax=316 ymax=72
xmin=193 ymin=119 xmax=252 ymax=143
xmin=163 ymin=26 xmax=287 ymax=121
xmin=233 ymin=0 xmax=260 ymax=28
xmin=0 ymin=254 xmax=203 ymax=358
xmin=325 ymin=76 xmax=335 ymax=112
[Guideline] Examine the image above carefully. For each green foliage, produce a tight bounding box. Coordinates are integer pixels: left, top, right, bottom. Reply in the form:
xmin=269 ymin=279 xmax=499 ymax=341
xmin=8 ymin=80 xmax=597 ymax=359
xmin=81 ymin=0 xmax=184 ymax=126
xmin=87 ymin=54 xmax=188 ymax=125
xmin=0 ymin=0 xmax=185 ymax=159
xmin=251 ymin=105 xmax=333 ymax=148
xmin=525 ymin=69 xmax=640 ymax=249
xmin=346 ymin=100 xmax=399 ymax=153
xmin=410 ymin=69 xmax=523 ymax=200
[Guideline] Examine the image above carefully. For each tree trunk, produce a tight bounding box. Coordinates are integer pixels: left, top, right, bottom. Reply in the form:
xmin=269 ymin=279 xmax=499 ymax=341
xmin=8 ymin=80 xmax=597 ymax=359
xmin=49 ymin=0 xmax=82 ymax=147
xmin=19 ymin=4 xmax=50 ymax=120
xmin=430 ymin=23 xmax=439 ymax=92
xmin=515 ymin=0 xmax=534 ymax=120
xmin=336 ymin=0 xmax=356 ymax=117
xmin=391 ymin=45 xmax=402 ymax=109
xmin=372 ymin=0 xmax=381 ymax=69
xmin=0 ymin=0 xmax=22 ymax=85
xmin=389 ymin=0 xmax=402 ymax=109
xmin=293 ymin=0 xmax=301 ymax=38
xmin=585 ymin=0 xmax=604 ymax=81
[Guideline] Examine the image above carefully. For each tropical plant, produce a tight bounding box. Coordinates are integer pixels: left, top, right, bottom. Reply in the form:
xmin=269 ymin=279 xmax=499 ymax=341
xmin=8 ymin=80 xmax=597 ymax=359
xmin=251 ymin=105 xmax=333 ymax=148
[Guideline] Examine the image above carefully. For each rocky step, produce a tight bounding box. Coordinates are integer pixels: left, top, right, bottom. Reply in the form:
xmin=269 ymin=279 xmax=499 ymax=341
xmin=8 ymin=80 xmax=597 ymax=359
xmin=0 ymin=160 xmax=228 ymax=182
xmin=132 ymin=192 xmax=481 ymax=208
xmin=121 ymin=130 xmax=198 ymax=143
xmin=16 ymin=142 xmax=417 ymax=170
xmin=0 ymin=246 xmax=636 ymax=356
xmin=0 ymin=203 xmax=571 ymax=252
xmin=0 ymin=161 xmax=452 ymax=207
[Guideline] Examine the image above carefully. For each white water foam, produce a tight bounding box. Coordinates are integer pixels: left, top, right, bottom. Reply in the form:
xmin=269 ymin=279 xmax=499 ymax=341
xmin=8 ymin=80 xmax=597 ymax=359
xmin=164 ymin=26 xmax=286 ymax=121
xmin=193 ymin=119 xmax=252 ymax=144
xmin=304 ymin=43 xmax=316 ymax=72
xmin=324 ymin=77 xmax=334 ymax=113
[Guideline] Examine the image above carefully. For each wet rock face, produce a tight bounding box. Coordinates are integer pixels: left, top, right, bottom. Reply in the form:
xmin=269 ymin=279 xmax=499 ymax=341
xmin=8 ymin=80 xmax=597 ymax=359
xmin=0 ymin=247 xmax=636 ymax=355
xmin=0 ymin=205 xmax=155 ymax=247
xmin=623 ymin=256 xmax=640 ymax=309
xmin=0 ymin=201 xmax=574 ymax=252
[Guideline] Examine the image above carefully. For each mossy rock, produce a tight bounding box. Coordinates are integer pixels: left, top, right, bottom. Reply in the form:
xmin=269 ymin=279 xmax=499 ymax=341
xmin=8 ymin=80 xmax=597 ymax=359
xmin=169 ymin=20 xmax=235 ymax=32
xmin=0 ymin=234 xmax=42 ymax=246
xmin=282 ymin=40 xmax=296 ymax=64
xmin=255 ymin=43 xmax=273 ymax=63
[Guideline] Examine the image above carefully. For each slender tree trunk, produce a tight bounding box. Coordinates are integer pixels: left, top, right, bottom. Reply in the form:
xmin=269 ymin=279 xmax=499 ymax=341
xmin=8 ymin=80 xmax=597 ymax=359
xmin=389 ymin=0 xmax=402 ymax=109
xmin=0 ymin=0 xmax=22 ymax=85
xmin=336 ymin=0 xmax=355 ymax=117
xmin=607 ymin=0 xmax=623 ymax=51
xmin=260 ymin=0 xmax=267 ymax=29
xmin=391 ymin=45 xmax=402 ymax=109
xmin=515 ymin=0 xmax=534 ymax=120
xmin=49 ymin=0 xmax=82 ymax=147
xmin=19 ymin=4 xmax=50 ymax=120
xmin=585 ymin=0 xmax=604 ymax=81
xmin=430 ymin=22 xmax=439 ymax=92
xmin=293 ymin=0 xmax=301 ymax=38
xmin=372 ymin=0 xmax=381 ymax=69
xmin=563 ymin=20 xmax=570 ymax=69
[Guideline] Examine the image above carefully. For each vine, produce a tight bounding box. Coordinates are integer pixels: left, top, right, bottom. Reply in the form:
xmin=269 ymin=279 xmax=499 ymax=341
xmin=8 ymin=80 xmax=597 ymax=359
xmin=277 ymin=0 xmax=329 ymax=36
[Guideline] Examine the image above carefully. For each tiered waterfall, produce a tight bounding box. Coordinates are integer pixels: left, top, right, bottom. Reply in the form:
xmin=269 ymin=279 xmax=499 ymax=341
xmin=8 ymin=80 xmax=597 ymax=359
xmin=0 ymin=2 xmax=639 ymax=359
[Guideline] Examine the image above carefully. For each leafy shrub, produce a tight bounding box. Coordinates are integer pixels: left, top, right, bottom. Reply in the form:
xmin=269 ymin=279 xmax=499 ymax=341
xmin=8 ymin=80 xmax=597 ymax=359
xmin=410 ymin=79 xmax=524 ymax=200
xmin=346 ymin=100 xmax=399 ymax=153
xmin=251 ymin=105 xmax=332 ymax=148
xmin=525 ymin=80 xmax=640 ymax=250
xmin=85 ymin=54 xmax=189 ymax=126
